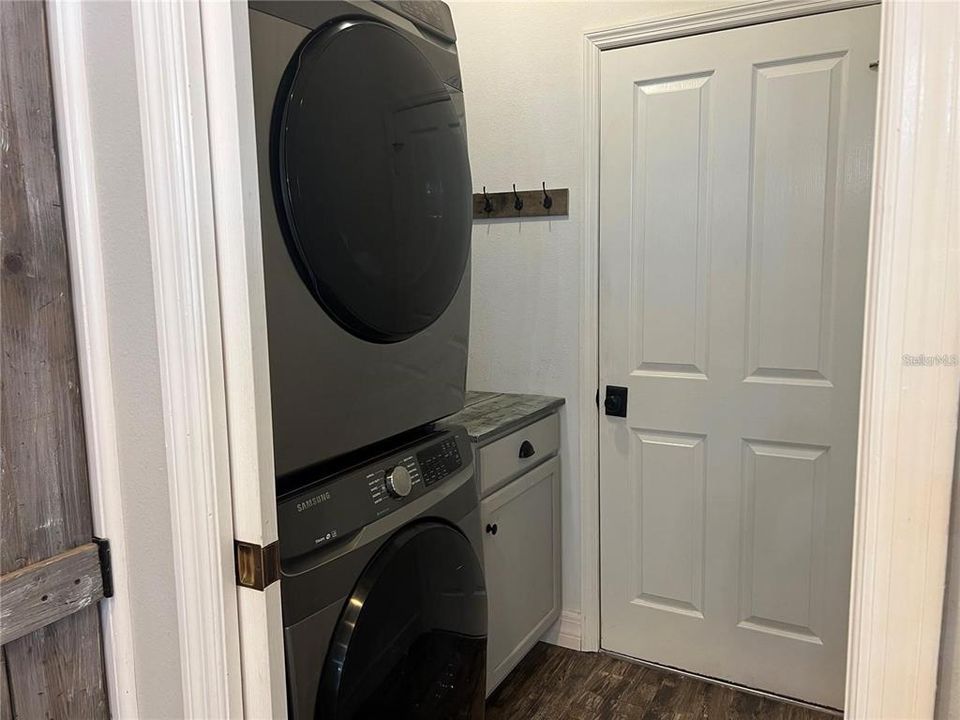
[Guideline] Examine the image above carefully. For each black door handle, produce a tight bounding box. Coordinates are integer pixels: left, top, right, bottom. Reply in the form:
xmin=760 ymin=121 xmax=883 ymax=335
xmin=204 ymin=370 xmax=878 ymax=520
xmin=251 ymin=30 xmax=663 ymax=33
xmin=485 ymin=523 xmax=498 ymax=535
xmin=518 ymin=440 xmax=535 ymax=459
xmin=604 ymin=386 xmax=628 ymax=417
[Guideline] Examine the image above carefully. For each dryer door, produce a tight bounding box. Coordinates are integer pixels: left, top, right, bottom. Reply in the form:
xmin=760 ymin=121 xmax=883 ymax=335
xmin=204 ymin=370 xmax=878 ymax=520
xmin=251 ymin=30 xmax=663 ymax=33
xmin=318 ymin=522 xmax=486 ymax=719
xmin=273 ymin=19 xmax=472 ymax=344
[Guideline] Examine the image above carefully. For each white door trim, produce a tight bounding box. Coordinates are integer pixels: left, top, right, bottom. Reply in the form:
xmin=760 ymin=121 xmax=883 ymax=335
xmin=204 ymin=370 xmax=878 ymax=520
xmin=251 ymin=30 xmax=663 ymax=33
xmin=45 ymin=4 xmax=140 ymax=716
xmin=844 ymin=1 xmax=960 ymax=716
xmin=585 ymin=0 xmax=876 ymax=51
xmin=51 ymin=0 xmax=285 ymax=716
xmin=130 ymin=1 xmax=244 ymax=717
xmin=198 ymin=2 xmax=288 ymax=717
xmin=580 ymin=0 xmax=960 ymax=714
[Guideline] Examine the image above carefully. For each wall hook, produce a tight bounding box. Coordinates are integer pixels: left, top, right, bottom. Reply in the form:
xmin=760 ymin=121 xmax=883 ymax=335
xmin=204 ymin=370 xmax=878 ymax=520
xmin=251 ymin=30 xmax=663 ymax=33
xmin=541 ymin=182 xmax=553 ymax=210
xmin=471 ymin=186 xmax=569 ymax=219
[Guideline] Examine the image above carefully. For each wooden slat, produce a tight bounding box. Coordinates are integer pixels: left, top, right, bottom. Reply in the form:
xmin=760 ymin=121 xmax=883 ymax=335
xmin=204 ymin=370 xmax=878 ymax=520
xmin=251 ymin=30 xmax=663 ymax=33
xmin=0 ymin=2 xmax=108 ymax=717
xmin=0 ymin=543 xmax=104 ymax=646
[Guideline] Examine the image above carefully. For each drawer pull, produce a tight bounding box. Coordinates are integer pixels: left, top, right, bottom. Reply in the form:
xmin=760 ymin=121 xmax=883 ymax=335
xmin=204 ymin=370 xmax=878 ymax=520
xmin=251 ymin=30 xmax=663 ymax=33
xmin=518 ymin=440 xmax=536 ymax=459
xmin=485 ymin=523 xmax=498 ymax=536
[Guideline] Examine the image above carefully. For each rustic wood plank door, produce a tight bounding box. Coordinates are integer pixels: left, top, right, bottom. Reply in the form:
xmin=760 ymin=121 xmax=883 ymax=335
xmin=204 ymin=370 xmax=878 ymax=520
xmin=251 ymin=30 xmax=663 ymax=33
xmin=598 ymin=6 xmax=879 ymax=708
xmin=1 ymin=2 xmax=109 ymax=717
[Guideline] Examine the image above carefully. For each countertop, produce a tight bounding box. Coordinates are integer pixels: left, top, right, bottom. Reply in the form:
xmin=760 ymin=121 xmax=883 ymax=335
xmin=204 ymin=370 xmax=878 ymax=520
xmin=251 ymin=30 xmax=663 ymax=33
xmin=441 ymin=391 xmax=565 ymax=446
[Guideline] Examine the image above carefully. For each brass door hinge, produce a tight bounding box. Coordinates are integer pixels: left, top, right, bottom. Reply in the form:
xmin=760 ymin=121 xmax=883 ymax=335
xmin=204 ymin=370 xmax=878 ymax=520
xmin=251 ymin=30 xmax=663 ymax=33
xmin=234 ymin=540 xmax=280 ymax=591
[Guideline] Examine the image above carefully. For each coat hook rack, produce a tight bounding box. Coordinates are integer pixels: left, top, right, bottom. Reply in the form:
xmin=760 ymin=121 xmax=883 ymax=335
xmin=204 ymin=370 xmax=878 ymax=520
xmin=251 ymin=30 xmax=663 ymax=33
xmin=473 ymin=182 xmax=569 ymax=220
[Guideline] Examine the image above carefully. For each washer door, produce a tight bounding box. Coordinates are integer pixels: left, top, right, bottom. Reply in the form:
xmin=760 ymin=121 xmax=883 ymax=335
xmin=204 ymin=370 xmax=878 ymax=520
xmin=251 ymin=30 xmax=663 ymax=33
xmin=318 ymin=522 xmax=486 ymax=719
xmin=273 ymin=19 xmax=472 ymax=344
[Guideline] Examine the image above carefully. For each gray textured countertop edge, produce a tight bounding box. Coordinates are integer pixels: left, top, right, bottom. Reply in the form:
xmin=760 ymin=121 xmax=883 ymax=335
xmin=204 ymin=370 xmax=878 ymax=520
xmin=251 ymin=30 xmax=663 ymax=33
xmin=440 ymin=391 xmax=565 ymax=446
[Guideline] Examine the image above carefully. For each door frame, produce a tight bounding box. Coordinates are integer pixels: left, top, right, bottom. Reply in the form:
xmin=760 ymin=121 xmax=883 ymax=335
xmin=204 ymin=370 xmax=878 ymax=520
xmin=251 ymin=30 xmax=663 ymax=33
xmin=44 ymin=3 xmax=139 ymax=716
xmin=47 ymin=1 xmax=285 ymax=717
xmin=579 ymin=0 xmax=960 ymax=716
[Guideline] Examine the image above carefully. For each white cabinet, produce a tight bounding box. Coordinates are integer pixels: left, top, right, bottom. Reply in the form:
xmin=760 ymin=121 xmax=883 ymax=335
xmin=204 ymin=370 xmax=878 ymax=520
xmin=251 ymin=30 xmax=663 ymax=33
xmin=481 ymin=456 xmax=561 ymax=693
xmin=441 ymin=393 xmax=564 ymax=696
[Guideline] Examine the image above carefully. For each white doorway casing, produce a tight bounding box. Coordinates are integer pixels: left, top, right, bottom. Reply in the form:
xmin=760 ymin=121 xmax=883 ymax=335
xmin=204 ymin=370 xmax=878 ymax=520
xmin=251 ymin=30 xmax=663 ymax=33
xmin=580 ymin=0 xmax=960 ymax=717
xmin=844 ymin=0 xmax=960 ymax=716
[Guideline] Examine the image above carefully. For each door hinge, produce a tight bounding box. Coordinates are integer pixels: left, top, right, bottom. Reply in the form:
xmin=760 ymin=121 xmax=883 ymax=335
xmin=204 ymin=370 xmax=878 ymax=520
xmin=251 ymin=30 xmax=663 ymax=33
xmin=93 ymin=536 xmax=114 ymax=598
xmin=596 ymin=388 xmax=600 ymax=408
xmin=235 ymin=540 xmax=281 ymax=591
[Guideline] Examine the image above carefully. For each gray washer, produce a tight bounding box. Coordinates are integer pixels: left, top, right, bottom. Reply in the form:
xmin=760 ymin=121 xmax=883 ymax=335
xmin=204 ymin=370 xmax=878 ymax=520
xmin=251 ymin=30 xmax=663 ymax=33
xmin=279 ymin=427 xmax=486 ymax=719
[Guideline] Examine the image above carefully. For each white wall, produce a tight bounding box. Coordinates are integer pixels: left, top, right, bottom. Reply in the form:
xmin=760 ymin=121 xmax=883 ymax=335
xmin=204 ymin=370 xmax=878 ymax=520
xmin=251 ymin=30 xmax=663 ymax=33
xmin=449 ymin=0 xmax=730 ymax=621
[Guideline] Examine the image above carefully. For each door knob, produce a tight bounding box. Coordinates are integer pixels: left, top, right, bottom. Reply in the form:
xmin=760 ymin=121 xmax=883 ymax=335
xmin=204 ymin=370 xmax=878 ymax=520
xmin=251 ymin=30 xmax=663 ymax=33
xmin=604 ymin=386 xmax=628 ymax=417
xmin=485 ymin=523 xmax=498 ymax=535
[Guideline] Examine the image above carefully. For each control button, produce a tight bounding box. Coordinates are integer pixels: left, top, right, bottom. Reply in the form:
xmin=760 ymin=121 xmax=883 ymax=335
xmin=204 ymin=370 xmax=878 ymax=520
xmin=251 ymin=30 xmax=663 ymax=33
xmin=385 ymin=465 xmax=412 ymax=498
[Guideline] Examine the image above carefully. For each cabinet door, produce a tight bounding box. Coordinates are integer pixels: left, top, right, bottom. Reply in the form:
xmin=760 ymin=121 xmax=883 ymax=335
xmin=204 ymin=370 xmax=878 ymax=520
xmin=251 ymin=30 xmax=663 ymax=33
xmin=481 ymin=455 xmax=561 ymax=694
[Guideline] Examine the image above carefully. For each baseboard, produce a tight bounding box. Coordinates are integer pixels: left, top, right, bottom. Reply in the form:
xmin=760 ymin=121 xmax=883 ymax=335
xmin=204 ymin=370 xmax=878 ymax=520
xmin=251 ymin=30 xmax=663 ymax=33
xmin=541 ymin=610 xmax=582 ymax=651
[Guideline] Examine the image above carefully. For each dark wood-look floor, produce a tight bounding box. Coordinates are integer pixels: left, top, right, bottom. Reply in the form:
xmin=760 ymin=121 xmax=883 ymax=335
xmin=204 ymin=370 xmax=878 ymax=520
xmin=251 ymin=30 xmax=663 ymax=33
xmin=486 ymin=643 xmax=837 ymax=720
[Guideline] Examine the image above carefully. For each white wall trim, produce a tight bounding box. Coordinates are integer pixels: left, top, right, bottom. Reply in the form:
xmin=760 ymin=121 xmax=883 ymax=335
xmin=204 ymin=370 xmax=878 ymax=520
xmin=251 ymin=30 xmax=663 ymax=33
xmin=844 ymin=1 xmax=960 ymax=717
xmin=542 ymin=611 xmax=583 ymax=652
xmin=198 ymin=0 xmax=277 ymax=552
xmin=198 ymin=1 xmax=287 ymax=717
xmin=45 ymin=4 xmax=139 ymax=717
xmin=585 ymin=0 xmax=877 ymax=52
xmin=131 ymin=1 xmax=244 ymax=717
xmin=578 ymin=28 xmax=602 ymax=655
xmin=578 ymin=0 xmax=880 ymax=659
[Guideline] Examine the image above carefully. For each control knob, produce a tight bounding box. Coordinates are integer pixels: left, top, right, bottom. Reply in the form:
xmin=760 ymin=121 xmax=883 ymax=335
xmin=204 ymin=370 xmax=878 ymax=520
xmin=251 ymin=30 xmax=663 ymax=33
xmin=385 ymin=465 xmax=412 ymax=498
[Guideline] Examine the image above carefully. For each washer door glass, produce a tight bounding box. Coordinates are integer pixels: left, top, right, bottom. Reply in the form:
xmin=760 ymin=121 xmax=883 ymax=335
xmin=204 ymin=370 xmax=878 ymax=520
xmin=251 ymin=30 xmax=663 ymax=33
xmin=273 ymin=19 xmax=472 ymax=343
xmin=318 ymin=522 xmax=486 ymax=719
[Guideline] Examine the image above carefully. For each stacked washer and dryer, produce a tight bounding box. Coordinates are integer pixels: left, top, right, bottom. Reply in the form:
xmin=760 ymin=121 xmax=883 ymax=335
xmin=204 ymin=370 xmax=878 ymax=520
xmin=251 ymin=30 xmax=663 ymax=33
xmin=248 ymin=2 xmax=485 ymax=718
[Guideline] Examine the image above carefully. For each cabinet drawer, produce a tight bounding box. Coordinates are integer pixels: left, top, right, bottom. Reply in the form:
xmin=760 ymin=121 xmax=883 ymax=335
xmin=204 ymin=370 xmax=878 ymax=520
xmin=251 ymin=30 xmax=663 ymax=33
xmin=478 ymin=412 xmax=559 ymax=497
xmin=481 ymin=456 xmax=561 ymax=695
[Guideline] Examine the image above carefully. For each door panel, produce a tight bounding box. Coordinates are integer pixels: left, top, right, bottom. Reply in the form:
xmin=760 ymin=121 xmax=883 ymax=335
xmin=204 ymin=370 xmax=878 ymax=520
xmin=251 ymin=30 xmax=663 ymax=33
xmin=746 ymin=54 xmax=845 ymax=384
xmin=631 ymin=73 xmax=712 ymax=376
xmin=631 ymin=431 xmax=706 ymax=617
xmin=599 ymin=6 xmax=879 ymax=708
xmin=738 ymin=440 xmax=829 ymax=642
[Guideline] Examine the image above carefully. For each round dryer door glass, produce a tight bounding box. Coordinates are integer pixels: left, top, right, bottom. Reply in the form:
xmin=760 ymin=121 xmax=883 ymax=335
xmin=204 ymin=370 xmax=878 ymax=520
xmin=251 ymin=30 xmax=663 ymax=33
xmin=318 ymin=522 xmax=486 ymax=719
xmin=273 ymin=19 xmax=472 ymax=343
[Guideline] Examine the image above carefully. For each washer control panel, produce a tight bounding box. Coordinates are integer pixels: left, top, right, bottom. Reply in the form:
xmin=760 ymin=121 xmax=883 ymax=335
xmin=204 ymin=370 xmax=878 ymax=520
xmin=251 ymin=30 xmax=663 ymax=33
xmin=418 ymin=435 xmax=462 ymax=486
xmin=278 ymin=427 xmax=470 ymax=561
